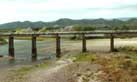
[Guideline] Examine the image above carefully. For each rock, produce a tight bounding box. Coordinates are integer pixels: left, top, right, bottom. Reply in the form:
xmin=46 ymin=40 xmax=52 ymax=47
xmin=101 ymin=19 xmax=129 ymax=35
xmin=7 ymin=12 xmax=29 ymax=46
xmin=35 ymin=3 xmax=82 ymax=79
xmin=56 ymin=59 xmax=73 ymax=65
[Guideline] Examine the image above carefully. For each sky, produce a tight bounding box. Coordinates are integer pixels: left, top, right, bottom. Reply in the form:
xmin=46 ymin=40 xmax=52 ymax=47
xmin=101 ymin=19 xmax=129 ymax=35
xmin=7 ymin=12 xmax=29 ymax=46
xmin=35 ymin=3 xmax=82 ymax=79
xmin=0 ymin=0 xmax=137 ymax=23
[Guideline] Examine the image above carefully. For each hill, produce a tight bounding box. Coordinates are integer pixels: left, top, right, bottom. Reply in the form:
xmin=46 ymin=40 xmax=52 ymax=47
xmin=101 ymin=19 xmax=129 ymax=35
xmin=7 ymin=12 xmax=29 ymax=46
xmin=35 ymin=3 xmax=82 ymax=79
xmin=0 ymin=18 xmax=137 ymax=30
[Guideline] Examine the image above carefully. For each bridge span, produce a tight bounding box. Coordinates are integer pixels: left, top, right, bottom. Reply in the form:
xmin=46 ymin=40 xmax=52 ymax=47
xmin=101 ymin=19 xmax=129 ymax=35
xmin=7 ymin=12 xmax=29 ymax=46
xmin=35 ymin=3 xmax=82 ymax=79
xmin=1 ymin=31 xmax=137 ymax=61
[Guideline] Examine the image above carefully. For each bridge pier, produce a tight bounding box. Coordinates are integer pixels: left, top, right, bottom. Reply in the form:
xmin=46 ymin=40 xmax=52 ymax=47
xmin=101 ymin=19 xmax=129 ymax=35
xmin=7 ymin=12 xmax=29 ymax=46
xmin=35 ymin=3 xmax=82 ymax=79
xmin=8 ymin=36 xmax=15 ymax=59
xmin=32 ymin=36 xmax=37 ymax=61
xmin=82 ymin=34 xmax=87 ymax=52
xmin=56 ymin=34 xmax=61 ymax=58
xmin=110 ymin=34 xmax=114 ymax=52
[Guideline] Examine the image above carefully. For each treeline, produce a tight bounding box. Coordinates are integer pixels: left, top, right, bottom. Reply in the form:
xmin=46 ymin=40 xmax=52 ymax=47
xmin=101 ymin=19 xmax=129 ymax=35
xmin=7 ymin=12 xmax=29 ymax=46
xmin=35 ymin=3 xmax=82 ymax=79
xmin=0 ymin=18 xmax=137 ymax=31
xmin=0 ymin=38 xmax=7 ymax=45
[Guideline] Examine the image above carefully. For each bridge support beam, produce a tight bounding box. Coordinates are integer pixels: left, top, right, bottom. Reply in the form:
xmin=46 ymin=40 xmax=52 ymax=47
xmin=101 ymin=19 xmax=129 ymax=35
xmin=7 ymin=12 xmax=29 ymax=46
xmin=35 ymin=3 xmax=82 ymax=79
xmin=56 ymin=34 xmax=61 ymax=58
xmin=9 ymin=36 xmax=15 ymax=59
xmin=110 ymin=34 xmax=114 ymax=52
xmin=82 ymin=34 xmax=87 ymax=52
xmin=32 ymin=36 xmax=37 ymax=61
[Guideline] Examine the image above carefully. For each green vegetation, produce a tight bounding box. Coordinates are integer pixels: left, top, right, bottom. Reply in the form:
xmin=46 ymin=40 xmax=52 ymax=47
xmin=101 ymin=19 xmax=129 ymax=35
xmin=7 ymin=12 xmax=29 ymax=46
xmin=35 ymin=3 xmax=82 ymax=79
xmin=72 ymin=25 xmax=95 ymax=31
xmin=116 ymin=46 xmax=137 ymax=64
xmin=74 ymin=53 xmax=97 ymax=62
xmin=73 ymin=51 xmax=137 ymax=82
xmin=96 ymin=55 xmax=137 ymax=82
xmin=1 ymin=18 xmax=137 ymax=31
xmin=12 ymin=66 xmax=33 ymax=78
xmin=117 ymin=46 xmax=137 ymax=53
xmin=8 ymin=61 xmax=50 ymax=82
xmin=38 ymin=27 xmax=47 ymax=32
xmin=0 ymin=38 xmax=7 ymax=45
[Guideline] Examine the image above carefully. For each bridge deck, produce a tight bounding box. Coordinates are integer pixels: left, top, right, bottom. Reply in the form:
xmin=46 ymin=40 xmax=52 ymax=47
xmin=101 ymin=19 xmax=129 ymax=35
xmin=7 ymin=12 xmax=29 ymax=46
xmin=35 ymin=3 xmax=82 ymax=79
xmin=1 ymin=30 xmax=137 ymax=36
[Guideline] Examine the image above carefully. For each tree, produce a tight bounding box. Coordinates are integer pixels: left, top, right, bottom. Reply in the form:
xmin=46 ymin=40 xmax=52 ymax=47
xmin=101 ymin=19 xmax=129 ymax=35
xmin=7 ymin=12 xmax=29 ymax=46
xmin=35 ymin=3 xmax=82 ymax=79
xmin=120 ymin=25 xmax=130 ymax=30
xmin=72 ymin=25 xmax=95 ymax=31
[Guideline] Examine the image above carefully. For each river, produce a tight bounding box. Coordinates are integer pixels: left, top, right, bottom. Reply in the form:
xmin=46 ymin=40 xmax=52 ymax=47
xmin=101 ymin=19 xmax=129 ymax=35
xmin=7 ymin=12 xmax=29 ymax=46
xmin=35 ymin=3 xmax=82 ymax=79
xmin=1 ymin=38 xmax=137 ymax=66
xmin=0 ymin=39 xmax=57 ymax=65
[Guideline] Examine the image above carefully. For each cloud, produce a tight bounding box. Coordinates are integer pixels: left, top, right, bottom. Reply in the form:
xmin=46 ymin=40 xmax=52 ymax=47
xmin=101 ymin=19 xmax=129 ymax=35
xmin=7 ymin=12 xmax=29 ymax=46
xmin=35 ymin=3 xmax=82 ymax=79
xmin=0 ymin=0 xmax=137 ymax=23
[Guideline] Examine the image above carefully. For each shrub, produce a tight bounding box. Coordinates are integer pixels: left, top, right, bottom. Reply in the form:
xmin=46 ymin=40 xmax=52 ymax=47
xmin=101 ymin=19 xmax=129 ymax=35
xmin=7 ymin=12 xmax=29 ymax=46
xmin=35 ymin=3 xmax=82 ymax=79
xmin=0 ymin=38 xmax=7 ymax=45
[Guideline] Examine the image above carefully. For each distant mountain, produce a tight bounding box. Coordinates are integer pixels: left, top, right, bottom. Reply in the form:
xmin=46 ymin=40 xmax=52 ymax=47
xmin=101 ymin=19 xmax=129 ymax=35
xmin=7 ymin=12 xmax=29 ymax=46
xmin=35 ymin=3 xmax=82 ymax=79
xmin=0 ymin=18 xmax=137 ymax=29
xmin=0 ymin=21 xmax=46 ymax=29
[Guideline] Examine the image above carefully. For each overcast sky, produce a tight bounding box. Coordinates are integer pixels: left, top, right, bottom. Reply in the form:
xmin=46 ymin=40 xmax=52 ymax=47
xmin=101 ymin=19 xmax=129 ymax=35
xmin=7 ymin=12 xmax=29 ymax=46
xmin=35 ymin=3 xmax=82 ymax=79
xmin=0 ymin=0 xmax=137 ymax=23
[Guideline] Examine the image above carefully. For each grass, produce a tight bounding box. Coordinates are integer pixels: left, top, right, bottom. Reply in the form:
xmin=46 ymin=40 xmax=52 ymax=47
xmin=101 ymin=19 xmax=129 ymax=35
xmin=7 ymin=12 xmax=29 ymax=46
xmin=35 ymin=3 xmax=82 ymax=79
xmin=5 ymin=66 xmax=32 ymax=82
xmin=117 ymin=46 xmax=137 ymax=52
xmin=96 ymin=55 xmax=137 ymax=82
xmin=12 ymin=62 xmax=49 ymax=77
xmin=0 ymin=38 xmax=7 ymax=44
xmin=72 ymin=51 xmax=137 ymax=82
xmin=5 ymin=46 xmax=137 ymax=82
xmin=74 ymin=53 xmax=97 ymax=62
xmin=7 ymin=61 xmax=50 ymax=82
xmin=116 ymin=46 xmax=137 ymax=64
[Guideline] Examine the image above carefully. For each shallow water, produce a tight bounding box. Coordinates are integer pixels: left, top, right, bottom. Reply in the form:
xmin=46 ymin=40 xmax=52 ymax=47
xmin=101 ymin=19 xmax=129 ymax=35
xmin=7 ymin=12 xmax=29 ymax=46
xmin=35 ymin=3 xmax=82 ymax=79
xmin=0 ymin=40 xmax=56 ymax=65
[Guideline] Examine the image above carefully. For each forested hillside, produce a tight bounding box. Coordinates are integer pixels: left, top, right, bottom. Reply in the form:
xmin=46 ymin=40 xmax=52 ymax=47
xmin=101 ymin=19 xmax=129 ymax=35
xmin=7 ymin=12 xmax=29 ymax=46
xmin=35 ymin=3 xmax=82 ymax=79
xmin=0 ymin=18 xmax=137 ymax=30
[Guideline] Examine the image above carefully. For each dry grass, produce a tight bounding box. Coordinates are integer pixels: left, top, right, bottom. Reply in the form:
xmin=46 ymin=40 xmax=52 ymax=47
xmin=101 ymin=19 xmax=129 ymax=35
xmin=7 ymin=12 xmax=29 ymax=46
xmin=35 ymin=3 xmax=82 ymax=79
xmin=0 ymin=61 xmax=50 ymax=82
xmin=95 ymin=55 xmax=137 ymax=82
xmin=72 ymin=49 xmax=137 ymax=82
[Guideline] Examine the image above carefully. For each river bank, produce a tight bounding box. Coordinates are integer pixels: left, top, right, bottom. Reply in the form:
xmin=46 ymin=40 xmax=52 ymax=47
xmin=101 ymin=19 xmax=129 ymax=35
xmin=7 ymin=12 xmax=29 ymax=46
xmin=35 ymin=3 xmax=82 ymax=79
xmin=1 ymin=50 xmax=137 ymax=82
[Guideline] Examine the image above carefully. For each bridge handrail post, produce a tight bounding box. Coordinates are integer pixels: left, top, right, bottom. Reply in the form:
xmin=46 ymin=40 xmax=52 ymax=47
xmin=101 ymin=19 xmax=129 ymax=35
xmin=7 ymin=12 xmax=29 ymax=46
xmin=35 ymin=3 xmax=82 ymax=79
xmin=82 ymin=33 xmax=87 ymax=52
xmin=8 ymin=35 xmax=15 ymax=59
xmin=110 ymin=33 xmax=114 ymax=52
xmin=56 ymin=34 xmax=61 ymax=58
xmin=32 ymin=35 xmax=37 ymax=61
